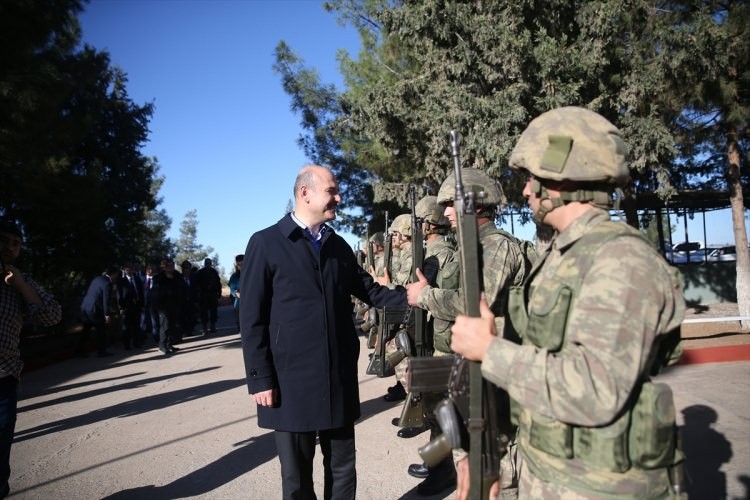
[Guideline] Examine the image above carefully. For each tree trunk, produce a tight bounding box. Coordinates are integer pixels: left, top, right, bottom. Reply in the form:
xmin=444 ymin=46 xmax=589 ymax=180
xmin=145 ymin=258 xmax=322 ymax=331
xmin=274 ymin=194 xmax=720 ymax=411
xmin=727 ymin=138 xmax=749 ymax=331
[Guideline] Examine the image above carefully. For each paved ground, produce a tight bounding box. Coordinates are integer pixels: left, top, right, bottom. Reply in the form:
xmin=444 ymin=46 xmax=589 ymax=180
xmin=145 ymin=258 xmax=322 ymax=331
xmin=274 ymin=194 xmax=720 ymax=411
xmin=9 ymin=305 xmax=750 ymax=500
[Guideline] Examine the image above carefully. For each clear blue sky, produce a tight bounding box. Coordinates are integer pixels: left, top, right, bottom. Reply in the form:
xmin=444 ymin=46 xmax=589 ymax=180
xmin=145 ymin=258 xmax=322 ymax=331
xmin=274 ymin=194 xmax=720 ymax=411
xmin=79 ymin=0 xmax=362 ymax=277
xmin=79 ymin=0 xmax=744 ymax=277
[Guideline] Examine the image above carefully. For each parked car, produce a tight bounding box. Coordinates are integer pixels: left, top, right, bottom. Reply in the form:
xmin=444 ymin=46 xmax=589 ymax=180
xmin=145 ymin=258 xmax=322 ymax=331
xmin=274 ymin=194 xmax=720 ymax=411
xmin=706 ymin=245 xmax=742 ymax=262
xmin=671 ymin=248 xmax=711 ymax=264
xmin=667 ymin=241 xmax=705 ymax=264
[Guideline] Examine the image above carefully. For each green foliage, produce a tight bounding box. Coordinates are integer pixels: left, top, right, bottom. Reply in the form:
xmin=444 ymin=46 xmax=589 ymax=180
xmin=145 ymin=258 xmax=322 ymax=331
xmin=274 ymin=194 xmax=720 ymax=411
xmin=280 ymin=0 xmax=748 ymax=226
xmin=0 ymin=0 xmax=171 ymax=304
xmin=175 ymin=209 xmax=216 ymax=269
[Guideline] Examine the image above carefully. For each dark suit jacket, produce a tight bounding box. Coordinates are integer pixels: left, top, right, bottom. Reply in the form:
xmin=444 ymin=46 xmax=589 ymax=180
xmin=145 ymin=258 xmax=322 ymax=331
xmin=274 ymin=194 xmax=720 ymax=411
xmin=118 ymin=274 xmax=143 ymax=311
xmin=240 ymin=214 xmax=406 ymax=432
xmin=81 ymin=275 xmax=114 ymax=320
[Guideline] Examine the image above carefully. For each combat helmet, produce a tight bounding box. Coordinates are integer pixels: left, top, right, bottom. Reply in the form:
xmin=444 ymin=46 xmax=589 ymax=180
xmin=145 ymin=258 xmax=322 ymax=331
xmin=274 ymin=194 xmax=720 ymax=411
xmin=369 ymin=231 xmax=385 ymax=246
xmin=389 ymin=213 xmax=411 ymax=237
xmin=415 ymin=195 xmax=450 ymax=235
xmin=436 ymin=168 xmax=503 ymax=218
xmin=508 ymin=106 xmax=630 ymax=224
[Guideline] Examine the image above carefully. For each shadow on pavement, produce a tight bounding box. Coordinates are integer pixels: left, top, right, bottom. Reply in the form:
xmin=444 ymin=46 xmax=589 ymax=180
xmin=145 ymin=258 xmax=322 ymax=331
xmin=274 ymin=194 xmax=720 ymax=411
xmin=18 ymin=367 xmax=220 ymax=413
xmin=357 ymin=393 xmax=404 ymax=425
xmin=681 ymin=404 xmax=732 ymax=499
xmin=18 ymin=371 xmax=146 ymax=400
xmin=101 ymin=433 xmax=277 ymax=499
xmin=14 ymin=378 xmax=246 ymax=443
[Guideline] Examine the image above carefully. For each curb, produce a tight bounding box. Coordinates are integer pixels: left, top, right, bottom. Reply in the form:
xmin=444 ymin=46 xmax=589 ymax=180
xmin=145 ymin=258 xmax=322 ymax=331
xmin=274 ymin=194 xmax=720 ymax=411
xmin=678 ymin=344 xmax=750 ymax=365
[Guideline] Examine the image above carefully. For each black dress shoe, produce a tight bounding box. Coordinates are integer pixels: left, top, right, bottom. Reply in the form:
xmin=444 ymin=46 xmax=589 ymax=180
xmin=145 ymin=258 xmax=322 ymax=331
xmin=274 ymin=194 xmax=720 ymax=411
xmin=384 ymin=382 xmax=407 ymax=402
xmin=384 ymin=391 xmax=407 ymax=402
xmin=407 ymin=463 xmax=429 ymax=479
xmin=397 ymin=424 xmax=429 ymax=439
xmin=387 ymin=382 xmax=402 ymax=394
xmin=167 ymin=346 xmax=180 ymax=353
xmin=417 ymin=472 xmax=456 ymax=496
xmin=391 ymin=417 xmax=401 ymax=427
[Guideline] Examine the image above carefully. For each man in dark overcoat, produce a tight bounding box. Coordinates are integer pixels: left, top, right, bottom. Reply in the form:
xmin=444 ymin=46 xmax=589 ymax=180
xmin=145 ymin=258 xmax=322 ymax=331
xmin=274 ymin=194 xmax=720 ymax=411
xmin=240 ymin=164 xmax=407 ymax=500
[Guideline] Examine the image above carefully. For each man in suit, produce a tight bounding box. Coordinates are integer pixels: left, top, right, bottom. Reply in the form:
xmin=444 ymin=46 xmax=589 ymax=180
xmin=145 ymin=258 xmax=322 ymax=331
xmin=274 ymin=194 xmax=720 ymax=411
xmin=240 ymin=165 xmax=408 ymax=500
xmin=118 ymin=263 xmax=143 ymax=349
xmin=141 ymin=262 xmax=160 ymax=344
xmin=195 ymin=258 xmax=221 ymax=334
xmin=80 ymin=265 xmax=121 ymax=357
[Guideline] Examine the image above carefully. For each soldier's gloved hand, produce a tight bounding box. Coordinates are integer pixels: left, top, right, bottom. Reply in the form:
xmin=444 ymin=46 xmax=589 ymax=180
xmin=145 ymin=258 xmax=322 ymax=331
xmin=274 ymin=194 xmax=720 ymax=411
xmin=451 ymin=294 xmax=496 ymax=362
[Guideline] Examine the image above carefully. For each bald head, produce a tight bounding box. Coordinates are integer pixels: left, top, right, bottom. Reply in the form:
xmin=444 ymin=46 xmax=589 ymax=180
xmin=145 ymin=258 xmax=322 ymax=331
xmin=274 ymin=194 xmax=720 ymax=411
xmin=292 ymin=165 xmax=341 ymax=229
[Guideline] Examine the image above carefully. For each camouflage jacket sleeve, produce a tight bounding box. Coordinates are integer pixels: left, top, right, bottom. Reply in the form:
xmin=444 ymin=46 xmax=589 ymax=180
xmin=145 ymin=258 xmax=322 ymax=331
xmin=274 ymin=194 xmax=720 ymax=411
xmin=480 ymin=233 xmax=684 ymax=427
xmin=416 ymin=229 xmax=523 ymax=325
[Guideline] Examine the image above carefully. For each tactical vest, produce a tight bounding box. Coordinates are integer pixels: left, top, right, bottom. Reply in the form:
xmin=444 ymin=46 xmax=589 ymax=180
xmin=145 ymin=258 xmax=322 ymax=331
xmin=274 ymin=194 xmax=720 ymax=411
xmin=432 ymin=247 xmax=460 ymax=354
xmin=507 ymin=221 xmax=683 ymax=477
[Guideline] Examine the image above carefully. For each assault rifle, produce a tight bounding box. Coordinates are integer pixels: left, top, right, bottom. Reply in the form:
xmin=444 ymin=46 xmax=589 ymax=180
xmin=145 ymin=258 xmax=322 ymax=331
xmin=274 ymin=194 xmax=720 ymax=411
xmin=388 ymin=185 xmax=429 ymax=428
xmin=409 ymin=131 xmax=502 ymax=500
xmin=365 ymin=306 xmax=409 ymax=377
xmin=383 ymin=210 xmax=392 ymax=279
xmin=366 ymin=229 xmax=375 ymax=274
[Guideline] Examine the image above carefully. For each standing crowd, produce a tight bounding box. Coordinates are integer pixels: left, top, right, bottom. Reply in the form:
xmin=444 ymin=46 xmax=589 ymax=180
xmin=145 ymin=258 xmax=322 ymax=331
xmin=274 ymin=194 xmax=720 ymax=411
xmin=78 ymin=256 xmax=224 ymax=358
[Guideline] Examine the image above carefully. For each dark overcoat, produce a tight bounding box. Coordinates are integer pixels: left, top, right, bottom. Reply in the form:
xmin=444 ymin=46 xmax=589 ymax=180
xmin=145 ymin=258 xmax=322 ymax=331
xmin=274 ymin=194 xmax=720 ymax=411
xmin=240 ymin=215 xmax=406 ymax=432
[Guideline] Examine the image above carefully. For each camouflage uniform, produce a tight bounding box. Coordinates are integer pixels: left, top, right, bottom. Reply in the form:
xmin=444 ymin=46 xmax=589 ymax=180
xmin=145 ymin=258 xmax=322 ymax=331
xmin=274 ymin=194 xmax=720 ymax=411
xmin=416 ymin=221 xmax=527 ymax=340
xmin=418 ymin=170 xmax=528 ymax=491
xmin=389 ymin=214 xmax=413 ymax=287
xmin=386 ymin=215 xmax=412 ymax=385
xmin=482 ymin=107 xmax=685 ymax=498
xmin=423 ymin=236 xmax=457 ymax=353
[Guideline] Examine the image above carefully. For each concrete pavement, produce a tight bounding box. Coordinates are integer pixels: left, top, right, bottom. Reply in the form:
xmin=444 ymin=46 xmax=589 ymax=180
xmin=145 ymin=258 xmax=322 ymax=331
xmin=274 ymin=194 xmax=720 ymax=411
xmin=9 ymin=306 xmax=750 ymax=499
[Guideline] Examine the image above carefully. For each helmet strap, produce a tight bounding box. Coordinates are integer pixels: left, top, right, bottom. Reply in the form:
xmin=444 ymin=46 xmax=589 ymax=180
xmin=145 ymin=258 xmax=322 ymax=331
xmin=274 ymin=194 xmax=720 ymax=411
xmin=531 ymin=180 xmax=564 ymax=225
xmin=531 ymin=179 xmax=615 ymax=224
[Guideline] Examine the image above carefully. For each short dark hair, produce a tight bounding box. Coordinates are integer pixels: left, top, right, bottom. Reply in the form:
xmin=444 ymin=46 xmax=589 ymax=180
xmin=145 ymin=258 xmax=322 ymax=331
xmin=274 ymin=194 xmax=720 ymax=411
xmin=0 ymin=219 xmax=23 ymax=239
xmin=105 ymin=265 xmax=121 ymax=276
xmin=235 ymin=254 xmax=244 ymax=262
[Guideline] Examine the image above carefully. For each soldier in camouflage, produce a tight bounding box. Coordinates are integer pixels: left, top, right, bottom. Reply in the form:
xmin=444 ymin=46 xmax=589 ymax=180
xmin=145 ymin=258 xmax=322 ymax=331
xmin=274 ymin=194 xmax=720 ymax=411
xmin=387 ymin=214 xmax=413 ymax=287
xmin=359 ymin=232 xmax=386 ymax=339
xmin=451 ymin=107 xmax=685 ymax=499
xmin=405 ymin=195 xmax=462 ymax=495
xmin=382 ymin=213 xmax=413 ymax=403
xmin=407 ymin=169 xmax=527 ymax=340
xmin=407 ymin=168 xmax=528 ymax=496
xmin=369 ymin=232 xmax=386 ymax=278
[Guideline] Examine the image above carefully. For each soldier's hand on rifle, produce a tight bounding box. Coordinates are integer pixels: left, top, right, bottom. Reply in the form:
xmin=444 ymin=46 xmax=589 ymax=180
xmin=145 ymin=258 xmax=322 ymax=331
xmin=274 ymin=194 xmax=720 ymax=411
xmin=451 ymin=294 xmax=497 ymax=362
xmin=455 ymin=456 xmax=500 ymax=500
xmin=405 ymin=268 xmax=429 ymax=306
xmin=375 ymin=267 xmax=391 ymax=286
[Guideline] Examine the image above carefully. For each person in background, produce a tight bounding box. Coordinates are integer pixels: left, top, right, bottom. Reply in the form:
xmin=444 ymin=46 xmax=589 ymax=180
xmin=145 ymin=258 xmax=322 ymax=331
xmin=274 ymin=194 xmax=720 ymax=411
xmin=228 ymin=254 xmax=243 ymax=333
xmin=155 ymin=258 xmax=183 ymax=355
xmin=195 ymin=258 xmax=221 ymax=334
xmin=0 ymin=220 xmax=62 ymax=498
xmin=141 ymin=262 xmax=160 ymax=344
xmin=118 ymin=263 xmax=143 ymax=350
xmin=179 ymin=260 xmax=199 ymax=340
xmin=80 ymin=265 xmax=121 ymax=357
